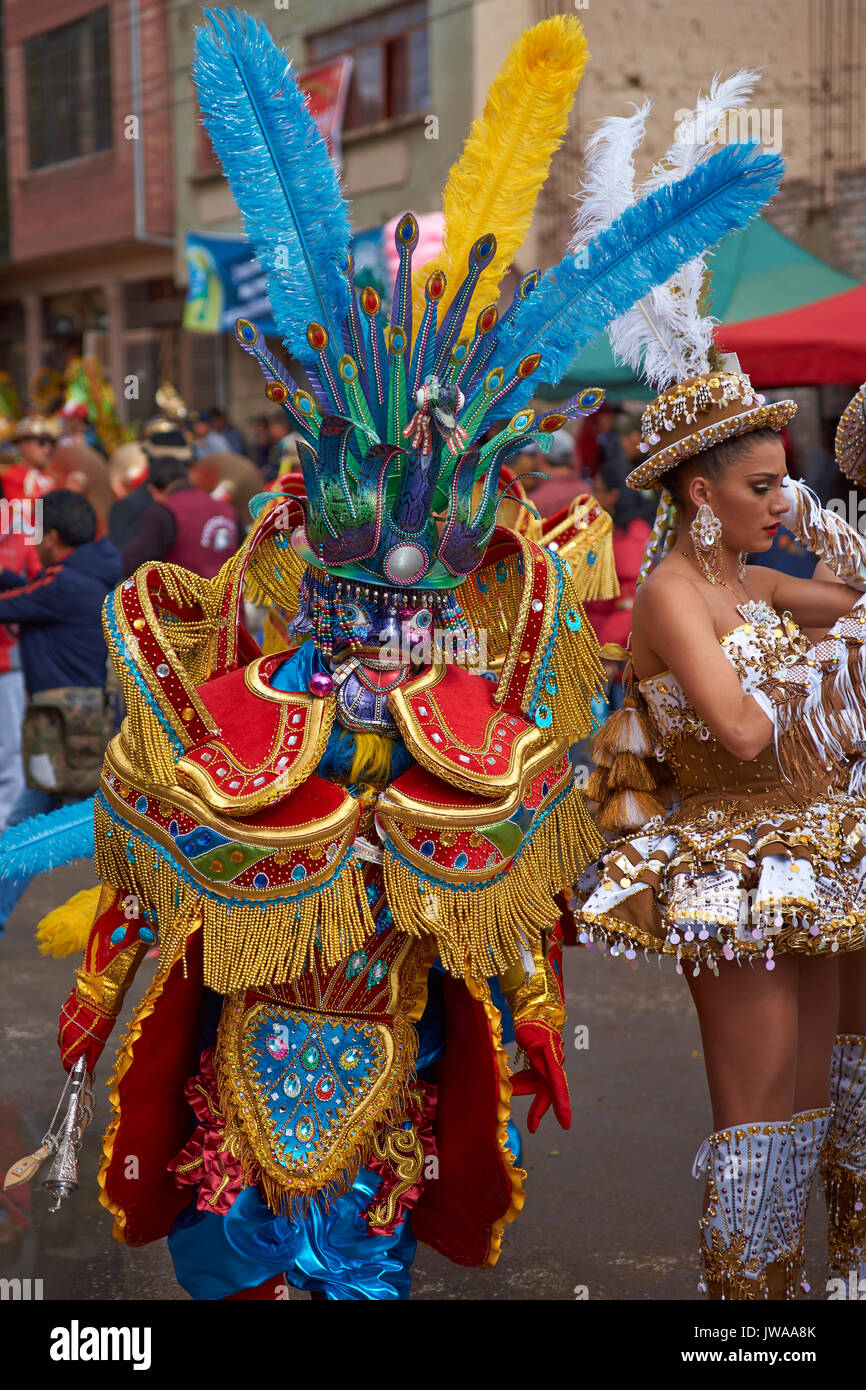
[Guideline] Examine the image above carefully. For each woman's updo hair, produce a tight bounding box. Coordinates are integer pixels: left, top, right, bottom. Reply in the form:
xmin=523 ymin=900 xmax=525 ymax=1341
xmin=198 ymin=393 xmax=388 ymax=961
xmin=659 ymin=427 xmax=781 ymax=504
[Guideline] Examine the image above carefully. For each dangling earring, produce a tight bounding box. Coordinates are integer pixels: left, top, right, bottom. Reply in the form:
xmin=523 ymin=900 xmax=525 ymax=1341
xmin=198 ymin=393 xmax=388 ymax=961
xmin=689 ymin=503 xmax=723 ymax=584
xmin=738 ymin=551 xmax=748 ymax=584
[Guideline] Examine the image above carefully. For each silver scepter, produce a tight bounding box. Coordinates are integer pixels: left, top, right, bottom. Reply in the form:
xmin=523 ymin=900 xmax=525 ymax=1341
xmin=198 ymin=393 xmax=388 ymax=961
xmin=41 ymin=1058 xmax=94 ymax=1212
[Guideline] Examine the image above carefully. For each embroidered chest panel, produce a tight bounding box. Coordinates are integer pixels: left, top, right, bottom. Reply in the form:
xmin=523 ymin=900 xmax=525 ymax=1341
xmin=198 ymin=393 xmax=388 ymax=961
xmin=215 ymin=928 xmax=425 ymax=1198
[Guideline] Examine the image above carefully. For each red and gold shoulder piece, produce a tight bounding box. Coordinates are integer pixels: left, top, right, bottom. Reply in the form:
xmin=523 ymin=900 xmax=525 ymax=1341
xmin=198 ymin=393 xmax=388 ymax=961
xmin=377 ymin=754 xmax=600 ymax=976
xmin=106 ymin=565 xmax=219 ymax=749
xmin=96 ymin=736 xmax=370 ymax=991
xmin=176 ymin=654 xmax=334 ymax=813
xmin=539 ymin=494 xmax=618 ymax=602
xmin=386 ymin=663 xmax=553 ymax=799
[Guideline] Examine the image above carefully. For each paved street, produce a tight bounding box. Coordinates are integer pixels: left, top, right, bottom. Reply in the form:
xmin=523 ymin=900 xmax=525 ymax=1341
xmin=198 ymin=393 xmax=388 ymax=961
xmin=0 ymin=862 xmax=829 ymax=1301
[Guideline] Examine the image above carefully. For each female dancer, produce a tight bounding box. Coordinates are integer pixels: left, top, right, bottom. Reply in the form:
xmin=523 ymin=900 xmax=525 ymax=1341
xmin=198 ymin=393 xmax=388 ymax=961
xmin=578 ymin=366 xmax=866 ymax=1300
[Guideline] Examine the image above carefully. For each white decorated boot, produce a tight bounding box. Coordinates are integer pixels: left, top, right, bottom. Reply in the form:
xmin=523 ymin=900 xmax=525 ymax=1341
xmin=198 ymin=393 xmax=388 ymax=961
xmin=694 ymin=1121 xmax=792 ymax=1300
xmin=824 ymin=1035 xmax=866 ymax=1292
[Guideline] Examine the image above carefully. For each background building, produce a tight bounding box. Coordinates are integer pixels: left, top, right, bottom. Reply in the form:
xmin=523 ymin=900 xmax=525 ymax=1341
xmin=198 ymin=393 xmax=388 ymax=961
xmin=0 ymin=0 xmax=181 ymax=424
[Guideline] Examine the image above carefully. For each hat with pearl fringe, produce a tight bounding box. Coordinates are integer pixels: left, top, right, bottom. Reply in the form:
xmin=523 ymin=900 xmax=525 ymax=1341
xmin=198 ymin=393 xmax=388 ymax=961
xmin=626 ymin=365 xmax=797 ymax=491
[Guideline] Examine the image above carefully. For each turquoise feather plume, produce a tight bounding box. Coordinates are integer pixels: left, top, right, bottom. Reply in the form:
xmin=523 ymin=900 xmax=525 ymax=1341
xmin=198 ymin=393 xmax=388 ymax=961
xmin=193 ymin=8 xmax=352 ymax=362
xmin=490 ymin=141 xmax=784 ymax=405
xmin=0 ymin=799 xmax=95 ymax=881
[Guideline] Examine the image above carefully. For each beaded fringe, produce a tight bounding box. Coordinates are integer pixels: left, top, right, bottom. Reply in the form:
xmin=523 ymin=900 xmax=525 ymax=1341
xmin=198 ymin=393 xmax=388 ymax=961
xmin=562 ymin=517 xmax=618 ymax=603
xmin=93 ymin=797 xmax=375 ymax=991
xmin=823 ymin=1154 xmax=866 ymax=1279
xmin=541 ymin=570 xmax=607 ymax=743
xmin=383 ymin=782 xmax=602 ymax=975
xmin=460 ymin=552 xmax=605 ymax=743
xmin=242 ymin=529 xmax=306 ymax=617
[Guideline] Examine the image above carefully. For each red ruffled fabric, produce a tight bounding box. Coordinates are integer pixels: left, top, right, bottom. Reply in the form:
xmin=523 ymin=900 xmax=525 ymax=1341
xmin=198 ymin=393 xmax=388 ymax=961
xmin=168 ymin=1047 xmax=259 ymax=1215
xmin=364 ymin=1081 xmax=438 ymax=1237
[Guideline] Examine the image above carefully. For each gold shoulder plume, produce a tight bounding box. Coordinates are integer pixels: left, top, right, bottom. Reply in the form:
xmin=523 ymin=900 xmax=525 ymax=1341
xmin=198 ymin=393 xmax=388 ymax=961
xmin=412 ymin=15 xmax=588 ymax=332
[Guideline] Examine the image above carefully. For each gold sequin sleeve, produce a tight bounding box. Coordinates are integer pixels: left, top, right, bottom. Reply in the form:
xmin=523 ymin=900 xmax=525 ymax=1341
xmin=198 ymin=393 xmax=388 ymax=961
xmin=499 ymin=933 xmax=566 ymax=1031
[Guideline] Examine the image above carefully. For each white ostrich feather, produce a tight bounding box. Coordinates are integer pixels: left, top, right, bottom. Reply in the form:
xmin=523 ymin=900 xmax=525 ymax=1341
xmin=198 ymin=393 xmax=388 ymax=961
xmin=606 ymin=69 xmax=762 ymax=389
xmin=643 ymin=69 xmax=762 ymax=193
xmin=569 ymin=100 xmax=651 ymax=251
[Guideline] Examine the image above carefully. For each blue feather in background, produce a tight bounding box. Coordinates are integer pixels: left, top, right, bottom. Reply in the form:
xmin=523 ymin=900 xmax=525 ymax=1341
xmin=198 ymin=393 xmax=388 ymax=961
xmin=0 ymin=799 xmax=95 ymax=881
xmin=491 ymin=142 xmax=784 ymax=407
xmin=193 ymin=8 xmax=352 ymax=362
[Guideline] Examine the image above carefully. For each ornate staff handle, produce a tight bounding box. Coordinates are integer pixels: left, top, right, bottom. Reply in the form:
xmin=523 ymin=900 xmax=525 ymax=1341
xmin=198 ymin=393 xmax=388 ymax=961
xmin=3 ymin=1057 xmax=94 ymax=1211
xmin=42 ymin=1057 xmax=94 ymax=1212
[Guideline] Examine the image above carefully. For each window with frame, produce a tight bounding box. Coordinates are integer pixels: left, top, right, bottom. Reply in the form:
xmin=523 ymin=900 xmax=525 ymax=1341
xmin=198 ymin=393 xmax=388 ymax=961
xmin=307 ymin=1 xmax=430 ymax=132
xmin=24 ymin=8 xmax=112 ymax=170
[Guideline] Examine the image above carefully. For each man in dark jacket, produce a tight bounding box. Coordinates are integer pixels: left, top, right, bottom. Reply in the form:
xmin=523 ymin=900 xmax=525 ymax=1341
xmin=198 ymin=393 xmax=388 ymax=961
xmin=123 ymin=455 xmax=239 ymax=578
xmin=0 ymin=490 xmax=121 ymax=935
xmin=0 ymin=489 xmax=121 ymax=694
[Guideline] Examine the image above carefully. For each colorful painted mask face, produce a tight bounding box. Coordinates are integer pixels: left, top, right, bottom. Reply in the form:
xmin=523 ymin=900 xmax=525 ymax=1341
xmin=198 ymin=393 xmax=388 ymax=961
xmin=290 ymin=573 xmax=474 ymax=669
xmin=291 ymin=581 xmax=428 ymax=662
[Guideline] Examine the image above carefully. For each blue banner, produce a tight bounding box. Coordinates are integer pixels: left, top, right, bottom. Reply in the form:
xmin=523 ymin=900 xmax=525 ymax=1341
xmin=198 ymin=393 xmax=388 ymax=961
xmin=183 ymin=231 xmax=278 ymax=335
xmin=183 ymin=226 xmax=402 ymax=337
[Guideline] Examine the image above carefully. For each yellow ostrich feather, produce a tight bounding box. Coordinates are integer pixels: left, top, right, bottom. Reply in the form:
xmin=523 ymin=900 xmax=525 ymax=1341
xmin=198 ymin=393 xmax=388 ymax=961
xmin=411 ymin=16 xmax=589 ymax=334
xmin=36 ymin=885 xmax=102 ymax=958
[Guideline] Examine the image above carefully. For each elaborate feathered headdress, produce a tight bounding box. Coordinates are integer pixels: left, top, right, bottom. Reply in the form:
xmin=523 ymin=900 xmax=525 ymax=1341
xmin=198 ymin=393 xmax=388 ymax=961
xmin=194 ymin=12 xmax=786 ymax=589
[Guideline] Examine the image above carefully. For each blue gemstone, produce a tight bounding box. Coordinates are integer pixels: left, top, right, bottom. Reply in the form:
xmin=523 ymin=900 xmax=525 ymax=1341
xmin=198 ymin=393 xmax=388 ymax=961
xmin=137 ymin=926 xmax=155 ymax=944
xmin=290 ymin=865 xmax=306 ymax=882
xmin=169 ymin=820 xmax=179 ymax=837
xmin=254 ymin=872 xmax=270 ymax=888
xmin=177 ymin=826 xmax=227 ymax=856
xmin=542 ymin=782 xmax=549 ymax=797
xmin=110 ymin=926 xmax=126 ymax=946
xmin=454 ymin=852 xmax=468 ymax=870
xmin=587 ymin=551 xmax=596 ymax=565
xmin=135 ymin=796 xmax=148 ymax=813
xmin=420 ymin=840 xmax=435 ymax=857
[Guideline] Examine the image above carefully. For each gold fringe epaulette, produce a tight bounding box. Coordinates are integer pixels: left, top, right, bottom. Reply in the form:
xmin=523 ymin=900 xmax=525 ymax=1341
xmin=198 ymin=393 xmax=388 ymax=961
xmin=460 ymin=531 xmax=606 ymax=743
xmin=93 ymin=794 xmax=375 ymax=992
xmin=541 ymin=494 xmax=619 ymax=602
xmin=382 ymin=779 xmax=601 ymax=976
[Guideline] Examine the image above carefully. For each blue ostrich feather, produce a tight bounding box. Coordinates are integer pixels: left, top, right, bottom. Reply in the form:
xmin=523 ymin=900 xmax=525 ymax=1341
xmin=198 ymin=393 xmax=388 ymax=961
xmin=193 ymin=8 xmax=352 ymax=363
xmin=0 ymin=799 xmax=95 ymax=881
xmin=491 ymin=142 xmax=784 ymax=404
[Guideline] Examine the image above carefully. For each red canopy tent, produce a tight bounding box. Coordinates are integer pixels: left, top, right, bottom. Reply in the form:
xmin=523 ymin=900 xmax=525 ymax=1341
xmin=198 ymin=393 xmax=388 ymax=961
xmin=715 ymin=283 xmax=866 ymax=386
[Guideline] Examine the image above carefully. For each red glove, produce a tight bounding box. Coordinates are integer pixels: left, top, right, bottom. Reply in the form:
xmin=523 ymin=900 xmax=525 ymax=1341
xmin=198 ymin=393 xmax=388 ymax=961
xmin=511 ymin=1022 xmax=571 ymax=1133
xmin=58 ymin=991 xmax=116 ymax=1073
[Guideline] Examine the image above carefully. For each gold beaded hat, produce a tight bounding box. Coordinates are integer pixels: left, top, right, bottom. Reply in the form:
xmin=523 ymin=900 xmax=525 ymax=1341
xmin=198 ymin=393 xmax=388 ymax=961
xmin=835 ymin=382 xmax=866 ymax=487
xmin=626 ymin=368 xmax=797 ymax=490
